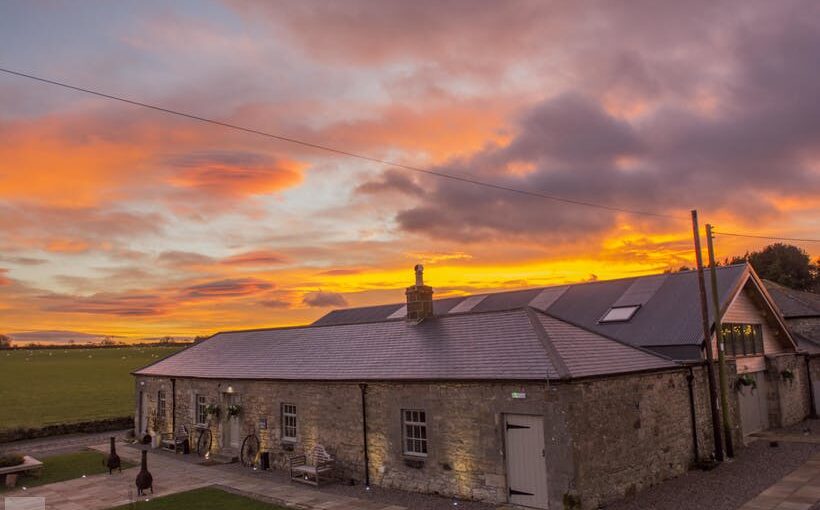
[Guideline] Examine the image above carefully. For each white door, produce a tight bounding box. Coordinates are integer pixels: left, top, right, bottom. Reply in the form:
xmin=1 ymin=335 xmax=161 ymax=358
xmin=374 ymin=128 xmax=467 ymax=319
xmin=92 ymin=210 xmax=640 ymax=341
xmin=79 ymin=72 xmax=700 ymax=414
xmin=224 ymin=394 xmax=241 ymax=449
xmin=738 ymin=371 xmax=769 ymax=436
xmin=505 ymin=414 xmax=549 ymax=509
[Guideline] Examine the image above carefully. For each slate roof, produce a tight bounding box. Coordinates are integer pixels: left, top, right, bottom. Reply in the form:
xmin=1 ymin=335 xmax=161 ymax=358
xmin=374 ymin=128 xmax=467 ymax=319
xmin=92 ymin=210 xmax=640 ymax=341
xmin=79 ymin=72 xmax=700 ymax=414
xmin=315 ymin=264 xmax=751 ymax=360
xmin=134 ymin=308 xmax=676 ymax=381
xmin=764 ymin=280 xmax=820 ymax=318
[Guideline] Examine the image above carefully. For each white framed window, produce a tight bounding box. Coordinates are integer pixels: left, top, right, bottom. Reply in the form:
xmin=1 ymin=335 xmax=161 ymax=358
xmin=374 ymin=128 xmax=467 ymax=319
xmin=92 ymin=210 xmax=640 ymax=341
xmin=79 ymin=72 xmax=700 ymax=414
xmin=281 ymin=403 xmax=297 ymax=442
xmin=157 ymin=390 xmax=166 ymax=420
xmin=600 ymin=305 xmax=640 ymax=323
xmin=196 ymin=394 xmax=207 ymax=426
xmin=402 ymin=409 xmax=428 ymax=457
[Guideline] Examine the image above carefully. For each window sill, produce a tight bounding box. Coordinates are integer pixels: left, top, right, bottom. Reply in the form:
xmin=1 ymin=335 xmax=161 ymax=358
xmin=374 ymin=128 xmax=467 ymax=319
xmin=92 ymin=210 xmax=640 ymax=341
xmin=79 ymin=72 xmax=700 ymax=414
xmin=403 ymin=457 xmax=425 ymax=469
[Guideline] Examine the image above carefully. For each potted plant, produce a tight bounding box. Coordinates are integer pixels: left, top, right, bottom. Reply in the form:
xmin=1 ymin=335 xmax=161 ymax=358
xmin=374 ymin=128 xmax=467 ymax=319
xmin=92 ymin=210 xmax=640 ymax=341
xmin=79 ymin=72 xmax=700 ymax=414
xmin=205 ymin=404 xmax=221 ymax=420
xmin=227 ymin=404 xmax=242 ymax=418
xmin=735 ymin=373 xmax=757 ymax=391
xmin=781 ymin=368 xmax=795 ymax=383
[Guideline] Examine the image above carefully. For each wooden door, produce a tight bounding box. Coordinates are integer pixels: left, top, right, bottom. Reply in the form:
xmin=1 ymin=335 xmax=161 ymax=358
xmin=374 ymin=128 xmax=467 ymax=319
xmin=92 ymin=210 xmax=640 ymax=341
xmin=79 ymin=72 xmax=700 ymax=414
xmin=738 ymin=371 xmax=769 ymax=435
xmin=505 ymin=414 xmax=549 ymax=509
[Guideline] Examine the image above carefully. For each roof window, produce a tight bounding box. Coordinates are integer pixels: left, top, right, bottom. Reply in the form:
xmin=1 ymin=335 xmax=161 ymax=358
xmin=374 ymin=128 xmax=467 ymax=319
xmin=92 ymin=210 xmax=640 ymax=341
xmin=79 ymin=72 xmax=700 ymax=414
xmin=599 ymin=305 xmax=640 ymax=323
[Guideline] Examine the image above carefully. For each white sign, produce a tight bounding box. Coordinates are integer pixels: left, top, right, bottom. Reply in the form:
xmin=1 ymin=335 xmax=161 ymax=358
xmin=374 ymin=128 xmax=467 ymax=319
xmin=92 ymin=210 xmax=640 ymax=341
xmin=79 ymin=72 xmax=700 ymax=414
xmin=511 ymin=392 xmax=526 ymax=399
xmin=6 ymin=497 xmax=46 ymax=510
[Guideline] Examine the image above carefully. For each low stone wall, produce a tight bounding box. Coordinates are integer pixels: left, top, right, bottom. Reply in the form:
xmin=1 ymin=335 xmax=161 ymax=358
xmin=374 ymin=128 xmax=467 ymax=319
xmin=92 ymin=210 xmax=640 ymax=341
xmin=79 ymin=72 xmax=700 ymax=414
xmin=0 ymin=416 xmax=133 ymax=443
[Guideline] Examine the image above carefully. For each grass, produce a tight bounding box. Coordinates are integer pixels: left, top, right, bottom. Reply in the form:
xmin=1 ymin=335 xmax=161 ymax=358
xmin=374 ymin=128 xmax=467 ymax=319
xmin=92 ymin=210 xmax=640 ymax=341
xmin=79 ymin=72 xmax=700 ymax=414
xmin=0 ymin=346 xmax=184 ymax=430
xmin=109 ymin=487 xmax=292 ymax=509
xmin=0 ymin=450 xmax=135 ymax=491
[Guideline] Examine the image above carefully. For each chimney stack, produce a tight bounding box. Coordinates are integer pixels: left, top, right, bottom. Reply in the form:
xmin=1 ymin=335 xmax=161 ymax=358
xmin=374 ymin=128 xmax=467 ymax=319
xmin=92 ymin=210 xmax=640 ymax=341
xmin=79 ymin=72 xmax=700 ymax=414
xmin=406 ymin=264 xmax=434 ymax=322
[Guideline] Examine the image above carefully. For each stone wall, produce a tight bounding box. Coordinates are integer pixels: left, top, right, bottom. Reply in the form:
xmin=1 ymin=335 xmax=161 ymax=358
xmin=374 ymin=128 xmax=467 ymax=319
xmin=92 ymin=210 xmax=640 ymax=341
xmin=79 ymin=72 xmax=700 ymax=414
xmin=134 ymin=376 xmax=561 ymax=504
xmin=555 ymin=369 xmax=697 ymax=509
xmin=765 ymin=353 xmax=811 ymax=427
xmin=134 ymin=369 xmax=734 ymax=510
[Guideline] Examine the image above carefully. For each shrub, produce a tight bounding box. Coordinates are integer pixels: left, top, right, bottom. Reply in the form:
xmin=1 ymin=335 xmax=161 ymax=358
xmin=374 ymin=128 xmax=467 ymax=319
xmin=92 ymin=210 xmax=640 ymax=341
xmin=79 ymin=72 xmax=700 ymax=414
xmin=0 ymin=453 xmax=24 ymax=468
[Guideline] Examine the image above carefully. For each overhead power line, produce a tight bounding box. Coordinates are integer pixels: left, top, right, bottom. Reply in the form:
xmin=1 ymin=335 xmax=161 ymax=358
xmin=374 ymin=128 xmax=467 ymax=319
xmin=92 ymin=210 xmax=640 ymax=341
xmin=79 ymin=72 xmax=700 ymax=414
xmin=714 ymin=231 xmax=820 ymax=243
xmin=0 ymin=66 xmax=683 ymax=220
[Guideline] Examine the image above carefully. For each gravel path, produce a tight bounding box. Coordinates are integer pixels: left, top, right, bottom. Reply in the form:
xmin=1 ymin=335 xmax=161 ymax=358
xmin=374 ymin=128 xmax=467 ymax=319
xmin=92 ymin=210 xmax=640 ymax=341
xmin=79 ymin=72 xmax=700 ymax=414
xmin=0 ymin=429 xmax=131 ymax=457
xmin=606 ymin=439 xmax=820 ymax=510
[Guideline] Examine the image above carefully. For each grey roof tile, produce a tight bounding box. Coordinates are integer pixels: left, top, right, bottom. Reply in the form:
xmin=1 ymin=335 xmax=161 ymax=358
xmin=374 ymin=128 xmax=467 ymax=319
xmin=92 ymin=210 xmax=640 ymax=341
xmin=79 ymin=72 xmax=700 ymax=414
xmin=134 ymin=307 xmax=677 ymax=381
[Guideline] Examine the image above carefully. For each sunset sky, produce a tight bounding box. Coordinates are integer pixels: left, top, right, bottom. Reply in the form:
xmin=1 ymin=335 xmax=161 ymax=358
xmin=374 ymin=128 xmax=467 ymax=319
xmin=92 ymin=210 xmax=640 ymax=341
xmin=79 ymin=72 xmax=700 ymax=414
xmin=1 ymin=1 xmax=818 ymax=341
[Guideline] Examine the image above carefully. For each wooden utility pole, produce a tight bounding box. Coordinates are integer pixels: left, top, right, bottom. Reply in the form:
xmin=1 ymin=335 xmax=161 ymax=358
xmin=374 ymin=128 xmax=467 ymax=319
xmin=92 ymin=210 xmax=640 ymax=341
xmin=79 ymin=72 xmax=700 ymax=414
xmin=691 ymin=210 xmax=724 ymax=461
xmin=706 ymin=223 xmax=735 ymax=458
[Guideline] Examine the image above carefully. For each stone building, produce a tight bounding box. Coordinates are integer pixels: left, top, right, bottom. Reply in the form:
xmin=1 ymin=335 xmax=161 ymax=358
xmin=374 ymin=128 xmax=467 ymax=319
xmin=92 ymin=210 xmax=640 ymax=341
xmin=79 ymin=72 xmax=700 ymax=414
xmin=765 ymin=279 xmax=820 ymax=416
xmin=134 ymin=263 xmax=810 ymax=509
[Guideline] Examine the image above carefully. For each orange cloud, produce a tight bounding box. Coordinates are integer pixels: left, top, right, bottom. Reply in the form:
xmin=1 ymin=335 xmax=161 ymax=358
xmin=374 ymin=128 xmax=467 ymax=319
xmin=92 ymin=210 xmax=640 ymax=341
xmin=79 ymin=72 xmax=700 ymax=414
xmin=168 ymin=155 xmax=303 ymax=198
xmin=45 ymin=238 xmax=91 ymax=254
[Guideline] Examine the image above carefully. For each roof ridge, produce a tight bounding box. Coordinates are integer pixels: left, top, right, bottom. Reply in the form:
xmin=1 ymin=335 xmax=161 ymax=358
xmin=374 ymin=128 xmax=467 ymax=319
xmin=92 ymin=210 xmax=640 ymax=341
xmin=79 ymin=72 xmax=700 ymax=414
xmin=524 ymin=307 xmax=570 ymax=380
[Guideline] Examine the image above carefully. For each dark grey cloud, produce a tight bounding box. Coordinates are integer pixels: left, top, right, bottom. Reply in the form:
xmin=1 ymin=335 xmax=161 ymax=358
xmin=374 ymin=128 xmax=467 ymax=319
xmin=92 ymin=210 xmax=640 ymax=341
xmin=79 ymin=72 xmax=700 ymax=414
xmin=302 ymin=291 xmax=348 ymax=308
xmin=181 ymin=278 xmax=273 ymax=300
xmin=360 ymin=3 xmax=820 ymax=242
xmin=39 ymin=292 xmax=167 ymax=316
xmin=259 ymin=298 xmax=291 ymax=309
xmin=356 ymin=169 xmax=425 ymax=196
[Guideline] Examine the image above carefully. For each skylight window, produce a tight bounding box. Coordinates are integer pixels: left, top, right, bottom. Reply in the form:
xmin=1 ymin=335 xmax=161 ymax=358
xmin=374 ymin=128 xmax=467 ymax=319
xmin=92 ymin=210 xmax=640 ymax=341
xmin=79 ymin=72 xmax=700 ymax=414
xmin=600 ymin=305 xmax=640 ymax=323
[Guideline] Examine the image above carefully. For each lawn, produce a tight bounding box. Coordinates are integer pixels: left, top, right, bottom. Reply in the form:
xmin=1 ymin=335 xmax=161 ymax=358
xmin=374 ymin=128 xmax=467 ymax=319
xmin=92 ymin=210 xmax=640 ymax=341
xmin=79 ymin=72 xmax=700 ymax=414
xmin=0 ymin=450 xmax=135 ymax=492
xmin=109 ymin=487 xmax=292 ymax=509
xmin=0 ymin=346 xmax=184 ymax=430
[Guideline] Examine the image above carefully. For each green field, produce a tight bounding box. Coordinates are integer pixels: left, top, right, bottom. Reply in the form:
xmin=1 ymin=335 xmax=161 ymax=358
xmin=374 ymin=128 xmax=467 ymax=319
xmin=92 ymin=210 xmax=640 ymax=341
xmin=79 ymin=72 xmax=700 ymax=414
xmin=0 ymin=346 xmax=184 ymax=431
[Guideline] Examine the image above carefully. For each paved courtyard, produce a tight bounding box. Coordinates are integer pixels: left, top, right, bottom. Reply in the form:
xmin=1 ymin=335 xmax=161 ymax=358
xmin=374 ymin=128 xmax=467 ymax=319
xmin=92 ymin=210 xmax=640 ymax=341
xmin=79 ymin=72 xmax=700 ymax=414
xmin=5 ymin=429 xmax=820 ymax=510
xmin=0 ymin=442 xmax=405 ymax=510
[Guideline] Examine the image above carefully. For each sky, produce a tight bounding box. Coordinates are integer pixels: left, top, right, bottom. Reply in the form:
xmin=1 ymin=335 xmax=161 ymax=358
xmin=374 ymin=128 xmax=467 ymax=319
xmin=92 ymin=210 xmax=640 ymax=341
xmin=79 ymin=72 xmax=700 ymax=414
xmin=1 ymin=0 xmax=819 ymax=342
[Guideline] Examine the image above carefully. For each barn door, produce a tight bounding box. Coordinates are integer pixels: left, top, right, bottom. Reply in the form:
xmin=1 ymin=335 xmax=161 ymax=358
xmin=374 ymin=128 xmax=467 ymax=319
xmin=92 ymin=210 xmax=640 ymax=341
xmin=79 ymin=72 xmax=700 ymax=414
xmin=738 ymin=371 xmax=769 ymax=435
xmin=505 ymin=414 xmax=548 ymax=509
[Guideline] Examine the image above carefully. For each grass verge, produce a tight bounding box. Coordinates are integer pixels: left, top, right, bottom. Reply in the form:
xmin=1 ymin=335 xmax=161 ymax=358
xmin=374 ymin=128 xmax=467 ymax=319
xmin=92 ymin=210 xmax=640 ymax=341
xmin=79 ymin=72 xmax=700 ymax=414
xmin=108 ymin=487 xmax=293 ymax=509
xmin=0 ymin=450 xmax=135 ymax=491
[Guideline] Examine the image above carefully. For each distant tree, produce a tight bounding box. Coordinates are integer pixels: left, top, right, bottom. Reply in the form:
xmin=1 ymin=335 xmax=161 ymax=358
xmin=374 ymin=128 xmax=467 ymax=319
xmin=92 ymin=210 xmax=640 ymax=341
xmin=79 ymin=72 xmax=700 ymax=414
xmin=100 ymin=336 xmax=117 ymax=346
xmin=193 ymin=336 xmax=208 ymax=344
xmin=158 ymin=336 xmax=173 ymax=345
xmin=734 ymin=243 xmax=818 ymax=290
xmin=0 ymin=334 xmax=11 ymax=349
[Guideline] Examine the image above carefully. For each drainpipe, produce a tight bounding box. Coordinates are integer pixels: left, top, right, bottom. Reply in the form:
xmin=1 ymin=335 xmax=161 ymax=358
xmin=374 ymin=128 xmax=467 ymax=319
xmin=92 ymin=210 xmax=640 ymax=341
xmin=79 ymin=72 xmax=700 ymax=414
xmin=686 ymin=367 xmax=700 ymax=462
xmin=359 ymin=383 xmax=370 ymax=487
xmin=806 ymin=355 xmax=818 ymax=419
xmin=171 ymin=378 xmax=177 ymax=434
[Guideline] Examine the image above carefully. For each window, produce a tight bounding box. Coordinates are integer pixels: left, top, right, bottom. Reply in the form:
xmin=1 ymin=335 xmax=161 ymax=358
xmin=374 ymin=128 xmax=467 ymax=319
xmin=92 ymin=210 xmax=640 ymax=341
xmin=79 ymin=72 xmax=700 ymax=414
xmin=157 ymin=391 xmax=166 ymax=421
xmin=281 ymin=403 xmax=297 ymax=442
xmin=722 ymin=323 xmax=764 ymax=357
xmin=600 ymin=305 xmax=640 ymax=323
xmin=402 ymin=409 xmax=428 ymax=457
xmin=196 ymin=394 xmax=207 ymax=426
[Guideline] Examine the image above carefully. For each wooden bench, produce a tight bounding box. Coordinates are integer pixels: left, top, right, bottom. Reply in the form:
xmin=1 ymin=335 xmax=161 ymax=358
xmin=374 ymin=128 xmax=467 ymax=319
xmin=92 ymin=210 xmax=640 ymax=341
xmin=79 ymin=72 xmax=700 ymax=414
xmin=160 ymin=425 xmax=189 ymax=454
xmin=1 ymin=456 xmax=43 ymax=488
xmin=289 ymin=444 xmax=335 ymax=486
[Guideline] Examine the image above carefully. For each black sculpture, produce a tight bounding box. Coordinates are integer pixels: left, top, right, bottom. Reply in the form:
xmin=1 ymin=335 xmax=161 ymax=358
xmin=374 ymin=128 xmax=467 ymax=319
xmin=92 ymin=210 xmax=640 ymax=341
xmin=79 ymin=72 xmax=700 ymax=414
xmin=135 ymin=450 xmax=153 ymax=496
xmin=107 ymin=436 xmax=121 ymax=474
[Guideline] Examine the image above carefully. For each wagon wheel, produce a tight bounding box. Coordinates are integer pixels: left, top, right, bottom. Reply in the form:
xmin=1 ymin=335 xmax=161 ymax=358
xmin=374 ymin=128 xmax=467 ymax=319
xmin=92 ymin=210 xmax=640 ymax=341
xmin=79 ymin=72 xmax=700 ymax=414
xmin=196 ymin=428 xmax=212 ymax=457
xmin=240 ymin=434 xmax=260 ymax=468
